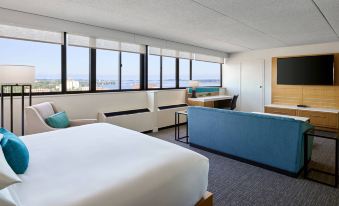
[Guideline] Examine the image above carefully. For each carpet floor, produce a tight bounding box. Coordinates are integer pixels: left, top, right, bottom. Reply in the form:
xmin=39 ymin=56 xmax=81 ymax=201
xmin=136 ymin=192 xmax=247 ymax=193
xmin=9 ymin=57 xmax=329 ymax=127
xmin=148 ymin=126 xmax=339 ymax=206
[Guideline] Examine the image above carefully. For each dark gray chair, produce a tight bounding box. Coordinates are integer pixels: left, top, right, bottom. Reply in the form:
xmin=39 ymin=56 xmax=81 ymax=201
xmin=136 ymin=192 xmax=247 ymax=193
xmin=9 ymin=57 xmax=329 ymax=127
xmin=224 ymin=95 xmax=239 ymax=110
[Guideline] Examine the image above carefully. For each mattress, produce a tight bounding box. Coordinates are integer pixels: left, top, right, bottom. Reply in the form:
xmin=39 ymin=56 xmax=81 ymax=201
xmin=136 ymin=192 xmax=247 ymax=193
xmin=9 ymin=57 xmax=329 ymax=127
xmin=12 ymin=123 xmax=209 ymax=206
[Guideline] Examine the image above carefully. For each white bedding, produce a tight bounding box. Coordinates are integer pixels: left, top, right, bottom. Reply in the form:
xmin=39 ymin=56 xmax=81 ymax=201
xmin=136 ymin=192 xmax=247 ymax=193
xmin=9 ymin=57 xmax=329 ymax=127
xmin=12 ymin=123 xmax=209 ymax=206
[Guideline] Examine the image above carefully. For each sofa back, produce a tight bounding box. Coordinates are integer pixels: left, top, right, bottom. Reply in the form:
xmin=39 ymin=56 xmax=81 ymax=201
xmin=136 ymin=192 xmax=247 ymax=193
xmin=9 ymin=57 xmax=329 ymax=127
xmin=188 ymin=107 xmax=312 ymax=174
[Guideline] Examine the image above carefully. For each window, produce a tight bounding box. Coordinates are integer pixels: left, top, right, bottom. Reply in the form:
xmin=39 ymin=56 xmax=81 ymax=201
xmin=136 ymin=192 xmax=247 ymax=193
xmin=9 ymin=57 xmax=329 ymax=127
xmin=67 ymin=46 xmax=90 ymax=91
xmin=148 ymin=55 xmax=161 ymax=89
xmin=96 ymin=49 xmax=119 ymax=90
xmin=192 ymin=60 xmax=221 ymax=86
xmin=162 ymin=57 xmax=176 ymax=88
xmin=0 ymin=38 xmax=61 ymax=93
xmin=179 ymin=59 xmax=190 ymax=87
xmin=0 ymin=25 xmax=224 ymax=94
xmin=121 ymin=52 xmax=140 ymax=90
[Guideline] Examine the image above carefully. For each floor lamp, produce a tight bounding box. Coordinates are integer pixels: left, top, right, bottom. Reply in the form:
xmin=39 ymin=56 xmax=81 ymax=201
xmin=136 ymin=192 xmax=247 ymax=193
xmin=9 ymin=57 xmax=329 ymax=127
xmin=0 ymin=65 xmax=35 ymax=136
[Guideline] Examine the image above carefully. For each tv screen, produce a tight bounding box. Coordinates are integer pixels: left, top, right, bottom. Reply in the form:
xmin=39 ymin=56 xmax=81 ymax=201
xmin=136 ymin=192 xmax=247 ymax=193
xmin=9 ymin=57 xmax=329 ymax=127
xmin=277 ymin=55 xmax=334 ymax=85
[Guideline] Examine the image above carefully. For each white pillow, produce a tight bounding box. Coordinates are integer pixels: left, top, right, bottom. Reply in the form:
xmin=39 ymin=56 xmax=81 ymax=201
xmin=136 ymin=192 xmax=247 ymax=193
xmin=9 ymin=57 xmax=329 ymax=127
xmin=0 ymin=188 xmax=17 ymax=206
xmin=0 ymin=147 xmax=21 ymax=190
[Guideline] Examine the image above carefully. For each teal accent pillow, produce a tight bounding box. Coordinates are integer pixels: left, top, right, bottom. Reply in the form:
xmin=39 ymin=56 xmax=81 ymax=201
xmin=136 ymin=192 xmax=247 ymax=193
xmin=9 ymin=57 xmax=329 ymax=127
xmin=0 ymin=128 xmax=29 ymax=174
xmin=45 ymin=112 xmax=70 ymax=128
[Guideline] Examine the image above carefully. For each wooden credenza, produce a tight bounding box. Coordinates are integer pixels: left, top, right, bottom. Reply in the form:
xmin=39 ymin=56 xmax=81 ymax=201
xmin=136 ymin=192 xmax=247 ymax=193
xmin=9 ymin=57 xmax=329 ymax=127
xmin=265 ymin=104 xmax=339 ymax=131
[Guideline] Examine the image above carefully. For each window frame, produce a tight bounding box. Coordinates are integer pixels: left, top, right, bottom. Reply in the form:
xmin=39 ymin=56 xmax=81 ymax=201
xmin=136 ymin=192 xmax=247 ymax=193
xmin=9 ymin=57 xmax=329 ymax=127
xmin=191 ymin=59 xmax=223 ymax=88
xmin=0 ymin=36 xmax=63 ymax=95
xmin=161 ymin=56 xmax=177 ymax=89
xmin=1 ymin=32 xmax=222 ymax=96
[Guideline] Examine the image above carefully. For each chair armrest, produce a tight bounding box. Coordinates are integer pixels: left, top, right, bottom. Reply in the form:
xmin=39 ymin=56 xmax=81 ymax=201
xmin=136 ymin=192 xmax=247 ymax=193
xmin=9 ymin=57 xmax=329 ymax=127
xmin=25 ymin=107 xmax=58 ymax=135
xmin=69 ymin=119 xmax=97 ymax=127
xmin=97 ymin=112 xmax=107 ymax=122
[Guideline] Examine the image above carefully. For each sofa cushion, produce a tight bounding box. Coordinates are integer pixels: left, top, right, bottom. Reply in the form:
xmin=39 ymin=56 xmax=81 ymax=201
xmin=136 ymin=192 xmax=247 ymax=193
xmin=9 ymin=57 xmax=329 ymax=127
xmin=33 ymin=102 xmax=55 ymax=120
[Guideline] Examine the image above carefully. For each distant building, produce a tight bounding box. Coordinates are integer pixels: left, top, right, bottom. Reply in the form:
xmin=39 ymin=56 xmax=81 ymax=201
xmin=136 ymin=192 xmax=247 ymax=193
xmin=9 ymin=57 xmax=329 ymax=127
xmin=67 ymin=80 xmax=80 ymax=90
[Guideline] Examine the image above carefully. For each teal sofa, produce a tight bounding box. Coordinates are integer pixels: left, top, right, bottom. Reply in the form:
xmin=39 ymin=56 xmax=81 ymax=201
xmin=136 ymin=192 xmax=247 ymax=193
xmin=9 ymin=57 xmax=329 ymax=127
xmin=188 ymin=107 xmax=314 ymax=176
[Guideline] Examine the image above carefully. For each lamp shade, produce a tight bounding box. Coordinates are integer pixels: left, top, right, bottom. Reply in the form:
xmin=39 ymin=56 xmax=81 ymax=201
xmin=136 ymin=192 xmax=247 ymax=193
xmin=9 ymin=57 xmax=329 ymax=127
xmin=188 ymin=80 xmax=199 ymax=88
xmin=0 ymin=65 xmax=35 ymax=85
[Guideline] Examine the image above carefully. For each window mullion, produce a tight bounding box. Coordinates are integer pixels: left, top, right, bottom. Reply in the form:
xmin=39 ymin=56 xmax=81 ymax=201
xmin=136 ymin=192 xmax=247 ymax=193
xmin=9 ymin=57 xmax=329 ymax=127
xmin=189 ymin=59 xmax=192 ymax=80
xmin=175 ymin=57 xmax=179 ymax=88
xmin=90 ymin=49 xmax=96 ymax=92
xmin=119 ymin=52 xmax=122 ymax=90
xmin=61 ymin=32 xmax=67 ymax=93
xmin=220 ymin=63 xmax=223 ymax=87
xmin=160 ymin=56 xmax=163 ymax=89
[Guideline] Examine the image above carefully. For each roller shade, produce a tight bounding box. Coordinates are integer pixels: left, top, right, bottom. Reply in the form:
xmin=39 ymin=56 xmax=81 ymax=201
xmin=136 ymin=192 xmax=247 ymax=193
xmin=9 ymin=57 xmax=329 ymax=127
xmin=149 ymin=47 xmax=225 ymax=63
xmin=194 ymin=53 xmax=225 ymax=64
xmin=68 ymin=34 xmax=146 ymax=53
xmin=149 ymin=47 xmax=193 ymax=59
xmin=0 ymin=24 xmax=64 ymax=44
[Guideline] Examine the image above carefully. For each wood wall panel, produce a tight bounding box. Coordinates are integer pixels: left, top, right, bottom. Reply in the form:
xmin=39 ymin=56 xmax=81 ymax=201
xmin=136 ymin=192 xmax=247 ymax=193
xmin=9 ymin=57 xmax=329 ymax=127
xmin=272 ymin=54 xmax=339 ymax=109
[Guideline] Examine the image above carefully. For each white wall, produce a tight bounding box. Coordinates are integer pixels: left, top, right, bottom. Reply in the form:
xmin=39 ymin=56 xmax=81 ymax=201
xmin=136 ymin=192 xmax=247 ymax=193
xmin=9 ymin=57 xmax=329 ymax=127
xmin=222 ymin=60 xmax=264 ymax=112
xmin=224 ymin=41 xmax=339 ymax=106
xmin=0 ymin=90 xmax=187 ymax=135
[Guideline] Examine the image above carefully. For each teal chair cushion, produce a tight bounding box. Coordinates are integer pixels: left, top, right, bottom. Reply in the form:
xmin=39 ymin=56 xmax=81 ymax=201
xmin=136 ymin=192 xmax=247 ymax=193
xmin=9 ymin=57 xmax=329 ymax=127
xmin=0 ymin=128 xmax=29 ymax=174
xmin=46 ymin=112 xmax=70 ymax=128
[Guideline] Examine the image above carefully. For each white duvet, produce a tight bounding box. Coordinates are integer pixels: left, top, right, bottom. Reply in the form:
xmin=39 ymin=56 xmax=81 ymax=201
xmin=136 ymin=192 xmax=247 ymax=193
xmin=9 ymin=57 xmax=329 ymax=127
xmin=12 ymin=123 xmax=209 ymax=206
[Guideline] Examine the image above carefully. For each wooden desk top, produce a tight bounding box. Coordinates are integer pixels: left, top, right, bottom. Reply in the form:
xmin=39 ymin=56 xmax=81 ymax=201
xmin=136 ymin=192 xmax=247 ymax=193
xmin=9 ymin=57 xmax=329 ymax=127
xmin=265 ymin=104 xmax=339 ymax=114
xmin=252 ymin=112 xmax=310 ymax=122
xmin=188 ymin=95 xmax=233 ymax=102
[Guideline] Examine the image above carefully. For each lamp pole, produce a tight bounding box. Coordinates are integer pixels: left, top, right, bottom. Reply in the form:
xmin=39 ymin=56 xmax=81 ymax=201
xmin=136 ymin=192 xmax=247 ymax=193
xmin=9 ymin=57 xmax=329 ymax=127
xmin=0 ymin=65 xmax=35 ymax=135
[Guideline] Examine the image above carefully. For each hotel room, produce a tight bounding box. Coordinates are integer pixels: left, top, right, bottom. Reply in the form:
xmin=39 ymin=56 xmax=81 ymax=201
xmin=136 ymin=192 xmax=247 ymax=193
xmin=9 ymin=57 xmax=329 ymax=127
xmin=0 ymin=0 xmax=339 ymax=206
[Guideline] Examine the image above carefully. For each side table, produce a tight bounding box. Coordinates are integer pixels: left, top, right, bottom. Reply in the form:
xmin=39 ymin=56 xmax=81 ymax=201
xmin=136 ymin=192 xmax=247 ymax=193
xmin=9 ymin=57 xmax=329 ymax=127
xmin=175 ymin=110 xmax=188 ymax=143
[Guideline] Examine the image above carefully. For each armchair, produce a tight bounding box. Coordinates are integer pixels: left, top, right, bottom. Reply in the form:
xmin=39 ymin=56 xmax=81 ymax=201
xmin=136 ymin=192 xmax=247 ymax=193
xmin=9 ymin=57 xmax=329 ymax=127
xmin=25 ymin=102 xmax=97 ymax=135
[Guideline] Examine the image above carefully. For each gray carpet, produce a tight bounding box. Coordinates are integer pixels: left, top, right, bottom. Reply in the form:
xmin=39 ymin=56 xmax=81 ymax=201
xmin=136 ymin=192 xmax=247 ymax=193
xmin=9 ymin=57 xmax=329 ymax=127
xmin=148 ymin=126 xmax=339 ymax=206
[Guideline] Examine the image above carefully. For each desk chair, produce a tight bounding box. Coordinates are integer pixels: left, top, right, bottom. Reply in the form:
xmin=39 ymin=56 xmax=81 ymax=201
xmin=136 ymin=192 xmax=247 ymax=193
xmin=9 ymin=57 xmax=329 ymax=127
xmin=224 ymin=95 xmax=239 ymax=110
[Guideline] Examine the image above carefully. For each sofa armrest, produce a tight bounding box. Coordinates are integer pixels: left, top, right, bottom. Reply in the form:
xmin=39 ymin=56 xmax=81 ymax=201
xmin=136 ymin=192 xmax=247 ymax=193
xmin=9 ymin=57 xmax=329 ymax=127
xmin=69 ymin=119 xmax=97 ymax=127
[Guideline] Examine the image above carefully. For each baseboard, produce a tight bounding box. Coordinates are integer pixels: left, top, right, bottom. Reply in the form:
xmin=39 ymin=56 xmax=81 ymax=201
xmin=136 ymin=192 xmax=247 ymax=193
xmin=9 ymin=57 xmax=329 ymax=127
xmin=190 ymin=143 xmax=303 ymax=178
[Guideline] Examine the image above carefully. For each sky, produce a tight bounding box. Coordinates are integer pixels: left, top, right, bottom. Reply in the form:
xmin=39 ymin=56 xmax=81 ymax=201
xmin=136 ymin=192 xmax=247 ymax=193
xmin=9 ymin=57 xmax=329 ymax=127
xmin=0 ymin=38 xmax=220 ymax=81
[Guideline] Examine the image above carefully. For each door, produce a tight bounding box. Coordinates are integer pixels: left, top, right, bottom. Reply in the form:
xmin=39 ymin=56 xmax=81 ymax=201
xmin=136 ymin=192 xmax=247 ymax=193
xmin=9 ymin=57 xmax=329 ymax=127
xmin=240 ymin=60 xmax=264 ymax=112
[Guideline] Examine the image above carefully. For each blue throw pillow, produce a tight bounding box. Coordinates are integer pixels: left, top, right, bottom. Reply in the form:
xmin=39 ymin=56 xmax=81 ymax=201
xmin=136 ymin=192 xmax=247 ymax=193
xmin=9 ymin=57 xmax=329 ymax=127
xmin=45 ymin=112 xmax=70 ymax=128
xmin=0 ymin=129 xmax=29 ymax=174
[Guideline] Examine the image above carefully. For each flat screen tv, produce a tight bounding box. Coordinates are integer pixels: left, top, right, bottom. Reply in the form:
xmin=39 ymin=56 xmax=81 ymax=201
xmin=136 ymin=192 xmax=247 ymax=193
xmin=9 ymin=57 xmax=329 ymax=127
xmin=277 ymin=55 xmax=334 ymax=85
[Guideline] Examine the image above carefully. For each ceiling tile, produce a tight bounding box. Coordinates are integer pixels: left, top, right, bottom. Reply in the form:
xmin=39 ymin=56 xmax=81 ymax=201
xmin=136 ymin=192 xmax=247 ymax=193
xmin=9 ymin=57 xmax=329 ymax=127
xmin=194 ymin=0 xmax=338 ymax=46
xmin=313 ymin=0 xmax=339 ymax=37
xmin=0 ymin=0 xmax=338 ymax=53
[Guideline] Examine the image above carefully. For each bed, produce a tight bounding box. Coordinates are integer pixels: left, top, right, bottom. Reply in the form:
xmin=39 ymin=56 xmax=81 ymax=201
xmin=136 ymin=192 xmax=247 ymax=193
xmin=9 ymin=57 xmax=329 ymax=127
xmin=9 ymin=123 xmax=210 ymax=206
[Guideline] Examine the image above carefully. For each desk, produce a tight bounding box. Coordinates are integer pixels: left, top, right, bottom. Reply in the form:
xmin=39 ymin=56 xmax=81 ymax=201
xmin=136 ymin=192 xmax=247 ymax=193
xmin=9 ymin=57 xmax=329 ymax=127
xmin=252 ymin=112 xmax=310 ymax=122
xmin=187 ymin=95 xmax=233 ymax=108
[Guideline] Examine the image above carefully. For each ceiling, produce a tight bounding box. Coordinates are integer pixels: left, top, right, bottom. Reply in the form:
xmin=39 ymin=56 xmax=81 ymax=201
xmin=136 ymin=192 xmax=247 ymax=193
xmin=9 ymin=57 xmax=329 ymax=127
xmin=0 ymin=0 xmax=338 ymax=53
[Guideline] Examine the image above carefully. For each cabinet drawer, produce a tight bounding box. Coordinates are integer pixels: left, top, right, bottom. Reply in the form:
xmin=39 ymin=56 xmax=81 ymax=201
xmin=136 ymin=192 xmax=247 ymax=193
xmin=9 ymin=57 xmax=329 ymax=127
xmin=298 ymin=110 xmax=338 ymax=128
xmin=264 ymin=107 xmax=297 ymax=116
